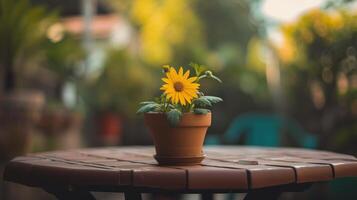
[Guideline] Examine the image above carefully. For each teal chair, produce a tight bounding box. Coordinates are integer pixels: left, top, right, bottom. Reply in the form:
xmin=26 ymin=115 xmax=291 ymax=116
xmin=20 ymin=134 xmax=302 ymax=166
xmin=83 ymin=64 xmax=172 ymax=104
xmin=205 ymin=113 xmax=317 ymax=148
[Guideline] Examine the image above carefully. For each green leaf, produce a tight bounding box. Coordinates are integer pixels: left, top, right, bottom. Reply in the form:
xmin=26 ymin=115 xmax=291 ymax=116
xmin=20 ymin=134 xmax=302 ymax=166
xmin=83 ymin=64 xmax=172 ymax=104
xmin=194 ymin=108 xmax=211 ymax=114
xmin=205 ymin=96 xmax=223 ymax=104
xmin=189 ymin=62 xmax=206 ymax=76
xmin=166 ymin=109 xmax=182 ymax=126
xmin=193 ymin=97 xmax=212 ymax=107
xmin=136 ymin=103 xmax=159 ymax=114
xmin=139 ymin=101 xmax=156 ymax=105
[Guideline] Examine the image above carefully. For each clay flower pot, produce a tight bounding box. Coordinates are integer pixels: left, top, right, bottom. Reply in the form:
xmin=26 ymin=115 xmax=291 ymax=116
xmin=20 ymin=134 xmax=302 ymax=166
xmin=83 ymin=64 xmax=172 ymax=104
xmin=144 ymin=112 xmax=211 ymax=165
xmin=0 ymin=90 xmax=45 ymax=160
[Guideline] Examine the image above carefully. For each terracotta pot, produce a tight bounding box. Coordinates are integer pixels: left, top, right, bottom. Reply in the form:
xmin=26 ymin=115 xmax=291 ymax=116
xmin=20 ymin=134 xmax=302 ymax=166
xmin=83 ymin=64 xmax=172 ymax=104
xmin=0 ymin=90 xmax=45 ymax=160
xmin=39 ymin=108 xmax=82 ymax=136
xmin=144 ymin=112 xmax=211 ymax=166
xmin=97 ymin=112 xmax=123 ymax=145
xmin=39 ymin=108 xmax=67 ymax=135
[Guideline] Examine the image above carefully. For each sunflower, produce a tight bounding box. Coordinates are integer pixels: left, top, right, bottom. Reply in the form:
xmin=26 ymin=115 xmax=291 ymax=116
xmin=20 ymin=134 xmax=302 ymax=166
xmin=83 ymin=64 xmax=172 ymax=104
xmin=160 ymin=67 xmax=199 ymax=105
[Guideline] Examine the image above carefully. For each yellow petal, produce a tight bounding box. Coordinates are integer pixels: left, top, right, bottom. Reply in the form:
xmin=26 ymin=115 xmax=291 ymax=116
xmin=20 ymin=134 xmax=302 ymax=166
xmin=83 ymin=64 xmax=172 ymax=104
xmin=186 ymin=83 xmax=199 ymax=88
xmin=185 ymin=90 xmax=195 ymax=97
xmin=178 ymin=67 xmax=183 ymax=77
xmin=172 ymin=92 xmax=177 ymax=104
xmin=175 ymin=93 xmax=180 ymax=104
xmin=188 ymin=77 xmax=197 ymax=82
xmin=188 ymin=90 xmax=198 ymax=98
xmin=182 ymin=92 xmax=192 ymax=103
xmin=179 ymin=93 xmax=186 ymax=105
xmin=170 ymin=68 xmax=178 ymax=80
xmin=169 ymin=94 xmax=175 ymax=104
xmin=183 ymin=70 xmax=190 ymax=79
xmin=186 ymin=97 xmax=192 ymax=104
xmin=162 ymin=78 xmax=171 ymax=84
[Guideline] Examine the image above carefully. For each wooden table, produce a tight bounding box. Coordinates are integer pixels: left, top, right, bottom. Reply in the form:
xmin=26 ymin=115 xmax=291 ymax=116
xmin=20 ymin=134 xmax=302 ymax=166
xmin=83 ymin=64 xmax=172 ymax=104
xmin=3 ymin=146 xmax=357 ymax=200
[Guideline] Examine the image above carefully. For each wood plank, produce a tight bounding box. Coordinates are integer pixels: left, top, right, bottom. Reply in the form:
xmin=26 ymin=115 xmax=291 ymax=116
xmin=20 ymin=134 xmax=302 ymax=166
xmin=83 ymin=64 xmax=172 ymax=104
xmin=133 ymin=166 xmax=186 ymax=189
xmin=202 ymin=160 xmax=295 ymax=189
xmin=205 ymin=146 xmax=357 ymax=160
xmin=212 ymin=157 xmax=334 ymax=183
xmin=30 ymin=159 xmax=120 ymax=185
xmin=176 ymin=165 xmax=248 ymax=190
xmin=5 ymin=158 xmax=122 ymax=186
xmin=78 ymin=150 xmax=156 ymax=165
xmin=255 ymin=160 xmax=333 ymax=183
xmin=263 ymin=157 xmax=357 ymax=178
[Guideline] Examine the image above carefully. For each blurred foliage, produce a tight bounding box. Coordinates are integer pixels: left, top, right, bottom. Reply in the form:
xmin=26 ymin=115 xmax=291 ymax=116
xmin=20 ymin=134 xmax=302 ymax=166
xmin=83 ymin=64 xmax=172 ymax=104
xmin=192 ymin=0 xmax=269 ymax=107
xmin=110 ymin=0 xmax=205 ymax=65
xmin=83 ymin=49 xmax=156 ymax=117
xmin=324 ymin=0 xmax=357 ymax=9
xmin=0 ymin=0 xmax=56 ymax=91
xmin=194 ymin=0 xmax=261 ymax=52
xmin=279 ymin=9 xmax=357 ymax=153
xmin=100 ymin=0 xmax=269 ymax=123
xmin=44 ymin=33 xmax=85 ymax=82
xmin=41 ymin=32 xmax=85 ymax=108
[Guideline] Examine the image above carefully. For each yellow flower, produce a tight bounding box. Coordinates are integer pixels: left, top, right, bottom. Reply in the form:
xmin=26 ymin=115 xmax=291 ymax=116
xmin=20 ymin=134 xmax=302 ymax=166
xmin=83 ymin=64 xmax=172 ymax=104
xmin=160 ymin=67 xmax=199 ymax=105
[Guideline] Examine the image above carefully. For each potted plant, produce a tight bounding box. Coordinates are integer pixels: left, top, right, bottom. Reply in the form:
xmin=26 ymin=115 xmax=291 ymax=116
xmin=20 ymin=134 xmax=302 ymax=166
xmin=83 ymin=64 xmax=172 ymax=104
xmin=38 ymin=33 xmax=85 ymax=138
xmin=84 ymin=49 xmax=155 ymax=145
xmin=137 ymin=63 xmax=222 ymax=165
xmin=0 ymin=0 xmax=54 ymax=159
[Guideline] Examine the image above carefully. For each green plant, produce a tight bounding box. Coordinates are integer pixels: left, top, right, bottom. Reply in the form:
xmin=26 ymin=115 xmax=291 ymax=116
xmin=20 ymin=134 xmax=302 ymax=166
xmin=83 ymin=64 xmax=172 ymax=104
xmin=137 ymin=63 xmax=223 ymax=126
xmin=84 ymin=48 xmax=156 ymax=116
xmin=280 ymin=9 xmax=357 ymax=152
xmin=43 ymin=33 xmax=85 ymax=103
xmin=0 ymin=0 xmax=55 ymax=92
xmin=44 ymin=34 xmax=85 ymax=81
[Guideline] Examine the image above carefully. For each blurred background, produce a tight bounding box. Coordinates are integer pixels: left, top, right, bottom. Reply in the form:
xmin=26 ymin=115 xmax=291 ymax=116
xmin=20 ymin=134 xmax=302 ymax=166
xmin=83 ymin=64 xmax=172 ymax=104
xmin=0 ymin=0 xmax=356 ymax=199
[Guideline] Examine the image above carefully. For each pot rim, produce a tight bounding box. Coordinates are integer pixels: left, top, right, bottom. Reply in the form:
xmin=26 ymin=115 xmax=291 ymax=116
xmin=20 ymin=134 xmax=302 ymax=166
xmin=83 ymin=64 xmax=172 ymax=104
xmin=144 ymin=112 xmax=211 ymax=127
xmin=144 ymin=112 xmax=211 ymax=116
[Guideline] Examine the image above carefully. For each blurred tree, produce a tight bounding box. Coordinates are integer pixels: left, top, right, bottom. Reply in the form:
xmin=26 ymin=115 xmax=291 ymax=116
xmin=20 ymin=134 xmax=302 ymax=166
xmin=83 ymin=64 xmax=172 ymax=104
xmin=194 ymin=0 xmax=261 ymax=54
xmin=44 ymin=32 xmax=85 ymax=100
xmin=109 ymin=0 xmax=205 ymax=65
xmin=280 ymin=9 xmax=357 ymax=153
xmin=324 ymin=0 xmax=357 ymax=9
xmin=85 ymin=49 xmax=156 ymax=117
xmin=107 ymin=0 xmax=263 ymax=66
xmin=0 ymin=0 xmax=55 ymax=92
xmin=105 ymin=0 xmax=270 ymax=134
xmin=191 ymin=0 xmax=271 ymax=132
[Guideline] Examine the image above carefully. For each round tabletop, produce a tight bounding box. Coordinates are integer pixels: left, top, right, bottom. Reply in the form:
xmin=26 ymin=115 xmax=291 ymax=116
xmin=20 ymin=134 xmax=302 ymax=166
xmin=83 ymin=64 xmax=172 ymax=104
xmin=4 ymin=146 xmax=357 ymax=193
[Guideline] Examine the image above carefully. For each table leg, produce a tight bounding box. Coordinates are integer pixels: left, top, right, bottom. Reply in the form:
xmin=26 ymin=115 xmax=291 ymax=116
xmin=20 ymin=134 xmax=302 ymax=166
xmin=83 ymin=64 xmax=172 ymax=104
xmin=201 ymin=193 xmax=214 ymax=200
xmin=244 ymin=183 xmax=312 ymax=200
xmin=124 ymin=190 xmax=142 ymax=200
xmin=243 ymin=191 xmax=281 ymax=200
xmin=44 ymin=188 xmax=96 ymax=200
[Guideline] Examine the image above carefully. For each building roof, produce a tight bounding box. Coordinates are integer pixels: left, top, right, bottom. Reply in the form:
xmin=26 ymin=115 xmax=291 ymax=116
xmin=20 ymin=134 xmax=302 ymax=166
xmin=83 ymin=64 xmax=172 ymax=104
xmin=62 ymin=14 xmax=121 ymax=39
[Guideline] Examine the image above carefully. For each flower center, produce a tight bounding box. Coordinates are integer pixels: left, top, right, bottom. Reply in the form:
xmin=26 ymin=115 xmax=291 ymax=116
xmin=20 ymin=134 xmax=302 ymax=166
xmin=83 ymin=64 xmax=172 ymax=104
xmin=173 ymin=82 xmax=184 ymax=92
